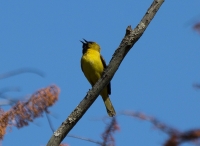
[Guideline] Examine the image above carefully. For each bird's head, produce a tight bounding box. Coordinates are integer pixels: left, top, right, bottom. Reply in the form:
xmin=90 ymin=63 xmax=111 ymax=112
xmin=80 ymin=39 xmax=101 ymax=54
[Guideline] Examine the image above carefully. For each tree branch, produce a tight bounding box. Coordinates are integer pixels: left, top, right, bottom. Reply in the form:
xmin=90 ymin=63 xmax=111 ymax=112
xmin=47 ymin=0 xmax=165 ymax=145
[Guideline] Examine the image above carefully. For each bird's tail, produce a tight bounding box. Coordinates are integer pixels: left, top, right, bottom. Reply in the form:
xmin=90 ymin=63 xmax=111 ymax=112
xmin=101 ymin=90 xmax=116 ymax=117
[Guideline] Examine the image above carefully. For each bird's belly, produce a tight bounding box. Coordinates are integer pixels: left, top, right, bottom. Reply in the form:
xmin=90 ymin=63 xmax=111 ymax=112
xmin=81 ymin=54 xmax=104 ymax=84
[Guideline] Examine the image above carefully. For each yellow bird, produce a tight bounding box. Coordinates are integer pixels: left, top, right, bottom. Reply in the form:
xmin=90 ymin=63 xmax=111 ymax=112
xmin=80 ymin=39 xmax=116 ymax=117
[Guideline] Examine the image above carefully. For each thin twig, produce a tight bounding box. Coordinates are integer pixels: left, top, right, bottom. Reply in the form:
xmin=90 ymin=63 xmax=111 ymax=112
xmin=45 ymin=111 xmax=103 ymax=145
xmin=120 ymin=111 xmax=200 ymax=146
xmin=45 ymin=112 xmax=55 ymax=133
xmin=0 ymin=68 xmax=45 ymax=80
xmin=120 ymin=111 xmax=179 ymax=135
xmin=68 ymin=134 xmax=102 ymax=145
xmin=0 ymin=87 xmax=20 ymax=96
xmin=0 ymin=96 xmax=20 ymax=105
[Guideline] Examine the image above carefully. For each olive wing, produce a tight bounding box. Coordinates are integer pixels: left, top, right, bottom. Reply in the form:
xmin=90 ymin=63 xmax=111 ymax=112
xmin=100 ymin=55 xmax=111 ymax=95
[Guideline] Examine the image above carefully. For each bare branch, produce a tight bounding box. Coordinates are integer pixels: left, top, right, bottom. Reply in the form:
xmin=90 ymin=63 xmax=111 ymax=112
xmin=120 ymin=111 xmax=179 ymax=136
xmin=121 ymin=111 xmax=200 ymax=146
xmin=47 ymin=0 xmax=165 ymax=145
xmin=164 ymin=129 xmax=200 ymax=146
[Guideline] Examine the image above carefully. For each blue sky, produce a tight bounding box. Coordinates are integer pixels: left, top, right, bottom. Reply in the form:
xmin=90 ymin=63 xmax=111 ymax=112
xmin=0 ymin=1 xmax=200 ymax=146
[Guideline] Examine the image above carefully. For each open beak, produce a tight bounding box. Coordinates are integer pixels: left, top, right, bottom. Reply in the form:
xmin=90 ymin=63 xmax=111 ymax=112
xmin=80 ymin=38 xmax=88 ymax=44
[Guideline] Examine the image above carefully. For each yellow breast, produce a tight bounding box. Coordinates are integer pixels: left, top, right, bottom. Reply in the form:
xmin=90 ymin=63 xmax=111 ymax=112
xmin=81 ymin=49 xmax=104 ymax=86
